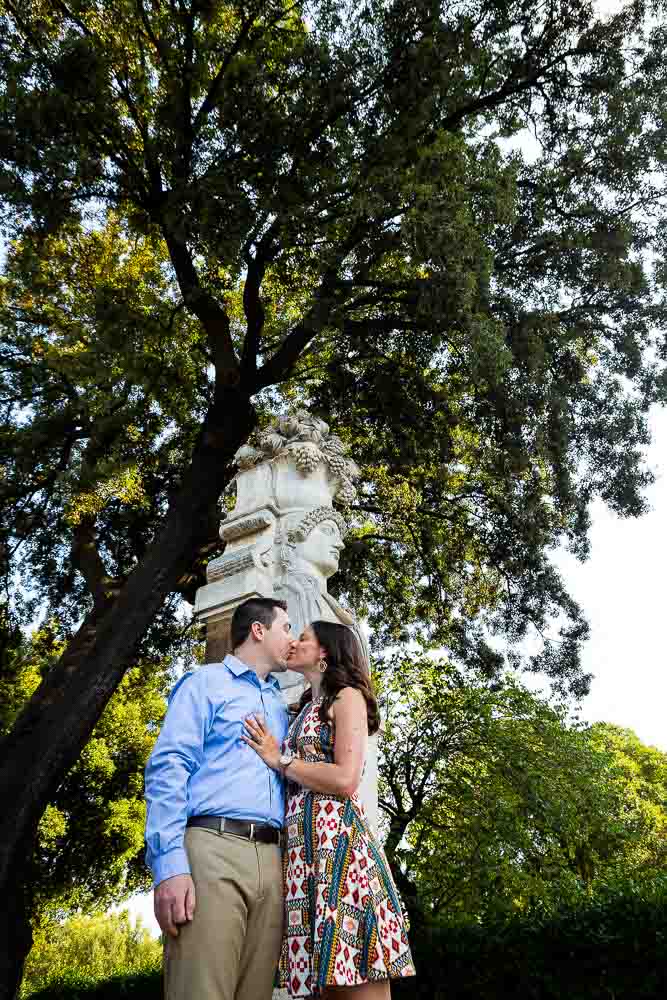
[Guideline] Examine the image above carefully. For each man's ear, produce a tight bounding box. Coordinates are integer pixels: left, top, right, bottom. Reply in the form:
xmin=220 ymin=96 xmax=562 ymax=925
xmin=250 ymin=621 xmax=265 ymax=642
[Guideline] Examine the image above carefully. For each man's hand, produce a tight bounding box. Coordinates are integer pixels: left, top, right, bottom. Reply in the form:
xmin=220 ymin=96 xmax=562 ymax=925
xmin=154 ymin=874 xmax=196 ymax=938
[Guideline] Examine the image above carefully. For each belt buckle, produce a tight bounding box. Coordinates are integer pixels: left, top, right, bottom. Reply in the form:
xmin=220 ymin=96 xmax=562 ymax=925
xmin=248 ymin=822 xmax=256 ymax=841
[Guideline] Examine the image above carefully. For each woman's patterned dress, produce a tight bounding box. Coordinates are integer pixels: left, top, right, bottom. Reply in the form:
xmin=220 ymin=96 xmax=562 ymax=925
xmin=279 ymin=697 xmax=416 ymax=997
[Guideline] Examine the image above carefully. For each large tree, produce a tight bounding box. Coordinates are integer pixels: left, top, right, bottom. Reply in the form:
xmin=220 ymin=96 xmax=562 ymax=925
xmin=0 ymin=615 xmax=182 ymax=928
xmin=21 ymin=910 xmax=161 ymax=997
xmin=2 ymin=0 xmax=667 ymax=994
xmin=378 ymin=656 xmax=667 ymax=925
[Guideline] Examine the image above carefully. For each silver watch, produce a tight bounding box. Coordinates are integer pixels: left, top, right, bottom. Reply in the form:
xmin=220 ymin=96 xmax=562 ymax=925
xmin=279 ymin=749 xmax=295 ymax=772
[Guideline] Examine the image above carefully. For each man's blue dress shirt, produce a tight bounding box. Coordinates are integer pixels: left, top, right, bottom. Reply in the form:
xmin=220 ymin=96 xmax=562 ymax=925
xmin=144 ymin=654 xmax=288 ymax=886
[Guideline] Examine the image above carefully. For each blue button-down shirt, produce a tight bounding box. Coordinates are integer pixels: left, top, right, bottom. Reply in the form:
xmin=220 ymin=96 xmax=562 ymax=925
xmin=144 ymin=654 xmax=288 ymax=886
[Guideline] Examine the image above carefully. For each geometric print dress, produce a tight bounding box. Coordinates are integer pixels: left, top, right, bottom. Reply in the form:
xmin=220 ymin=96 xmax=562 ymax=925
xmin=278 ymin=697 xmax=416 ymax=997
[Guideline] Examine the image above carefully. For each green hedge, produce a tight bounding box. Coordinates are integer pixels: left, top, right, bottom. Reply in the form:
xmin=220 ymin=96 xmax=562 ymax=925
xmin=27 ymin=883 xmax=667 ymax=1000
xmin=23 ymin=970 xmax=162 ymax=1000
xmin=395 ymin=880 xmax=667 ymax=1000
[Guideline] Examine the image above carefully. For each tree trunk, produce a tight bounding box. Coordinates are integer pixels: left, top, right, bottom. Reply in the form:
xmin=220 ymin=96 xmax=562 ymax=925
xmin=0 ymin=390 xmax=256 ymax=1000
xmin=383 ymin=813 xmax=425 ymax=930
xmin=0 ymin=864 xmax=32 ymax=1000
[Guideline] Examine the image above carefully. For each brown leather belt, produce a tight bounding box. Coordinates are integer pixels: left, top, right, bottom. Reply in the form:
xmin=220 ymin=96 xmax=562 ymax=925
xmin=187 ymin=815 xmax=281 ymax=845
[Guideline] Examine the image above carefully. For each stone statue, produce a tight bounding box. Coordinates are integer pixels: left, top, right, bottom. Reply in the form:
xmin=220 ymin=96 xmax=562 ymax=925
xmin=194 ymin=408 xmax=377 ymax=827
xmin=195 ymin=410 xmax=366 ymax=689
xmin=275 ymin=505 xmax=370 ymax=678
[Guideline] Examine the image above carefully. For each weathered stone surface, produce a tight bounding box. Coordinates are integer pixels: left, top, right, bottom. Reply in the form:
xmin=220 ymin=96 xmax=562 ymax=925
xmin=193 ymin=410 xmax=378 ymax=829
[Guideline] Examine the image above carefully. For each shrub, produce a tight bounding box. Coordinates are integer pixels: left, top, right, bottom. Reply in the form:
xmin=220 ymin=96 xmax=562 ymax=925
xmin=24 ymin=881 xmax=667 ymax=1000
xmin=22 ymin=969 xmax=161 ymax=1000
xmin=395 ymin=877 xmax=667 ymax=999
xmin=21 ymin=912 xmax=161 ymax=999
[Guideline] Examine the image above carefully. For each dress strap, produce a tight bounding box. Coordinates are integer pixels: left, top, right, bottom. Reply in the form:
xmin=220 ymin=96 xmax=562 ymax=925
xmin=289 ymin=698 xmax=316 ymax=742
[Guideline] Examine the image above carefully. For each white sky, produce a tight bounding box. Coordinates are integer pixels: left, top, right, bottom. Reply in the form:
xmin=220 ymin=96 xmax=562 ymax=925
xmin=551 ymin=406 xmax=667 ymax=752
xmin=551 ymin=0 xmax=666 ymax=747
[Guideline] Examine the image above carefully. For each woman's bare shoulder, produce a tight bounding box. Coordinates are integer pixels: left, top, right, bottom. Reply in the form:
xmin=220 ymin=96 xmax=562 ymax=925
xmin=332 ymin=686 xmax=367 ymax=715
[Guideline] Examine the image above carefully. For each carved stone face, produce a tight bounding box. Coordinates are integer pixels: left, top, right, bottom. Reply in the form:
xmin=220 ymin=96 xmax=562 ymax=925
xmin=294 ymin=519 xmax=344 ymax=579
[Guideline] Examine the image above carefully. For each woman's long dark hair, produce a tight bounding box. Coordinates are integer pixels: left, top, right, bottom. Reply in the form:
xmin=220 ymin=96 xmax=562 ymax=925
xmin=296 ymin=621 xmax=380 ymax=735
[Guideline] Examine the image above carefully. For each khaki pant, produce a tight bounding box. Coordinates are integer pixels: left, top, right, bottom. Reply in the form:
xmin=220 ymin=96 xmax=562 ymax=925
xmin=164 ymin=827 xmax=284 ymax=1000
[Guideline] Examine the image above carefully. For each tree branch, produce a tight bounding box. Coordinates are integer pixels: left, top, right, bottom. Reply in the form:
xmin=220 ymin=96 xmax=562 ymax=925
xmin=250 ymin=217 xmax=372 ymax=391
xmin=163 ymin=232 xmax=239 ymax=385
xmin=70 ymin=519 xmax=120 ymax=608
xmin=134 ymin=0 xmax=170 ymax=62
xmin=240 ymin=239 xmax=273 ymax=378
xmin=249 ymin=313 xmax=318 ymax=392
xmin=442 ymin=46 xmax=591 ymax=131
xmin=192 ymin=13 xmax=256 ymax=136
xmin=174 ymin=6 xmax=195 ymax=179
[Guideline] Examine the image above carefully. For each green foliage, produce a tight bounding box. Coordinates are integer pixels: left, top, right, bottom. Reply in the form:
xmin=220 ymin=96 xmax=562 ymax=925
xmin=20 ymin=912 xmax=161 ymax=999
xmin=0 ymin=214 xmax=210 ymax=629
xmin=0 ymin=619 xmax=175 ymax=920
xmin=22 ymin=881 xmax=667 ymax=1000
xmin=21 ymin=972 xmax=160 ymax=1000
xmin=378 ymin=655 xmax=667 ymax=923
xmin=2 ymin=0 xmax=667 ymax=697
xmin=4 ymin=10 xmax=667 ymax=996
xmin=392 ymin=877 xmax=667 ymax=999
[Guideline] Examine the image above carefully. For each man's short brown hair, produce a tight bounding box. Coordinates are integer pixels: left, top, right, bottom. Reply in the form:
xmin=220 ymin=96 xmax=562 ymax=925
xmin=230 ymin=597 xmax=288 ymax=650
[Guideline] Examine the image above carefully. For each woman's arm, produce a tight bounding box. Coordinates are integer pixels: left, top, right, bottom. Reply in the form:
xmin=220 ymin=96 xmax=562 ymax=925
xmin=243 ymin=687 xmax=368 ymax=798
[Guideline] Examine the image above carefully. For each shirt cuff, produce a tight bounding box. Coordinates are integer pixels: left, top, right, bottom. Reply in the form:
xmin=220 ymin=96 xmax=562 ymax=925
xmin=152 ymin=848 xmax=191 ymax=887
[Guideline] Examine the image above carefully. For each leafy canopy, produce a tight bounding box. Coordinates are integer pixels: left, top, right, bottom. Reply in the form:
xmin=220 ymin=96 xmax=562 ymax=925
xmin=20 ymin=911 xmax=161 ymax=999
xmin=379 ymin=654 xmax=667 ymax=923
xmin=2 ymin=0 xmax=667 ymax=693
xmin=0 ymin=613 xmax=181 ymax=922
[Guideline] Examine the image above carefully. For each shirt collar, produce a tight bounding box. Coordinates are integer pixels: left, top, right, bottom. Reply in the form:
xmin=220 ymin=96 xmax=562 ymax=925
xmin=224 ymin=653 xmax=281 ymax=691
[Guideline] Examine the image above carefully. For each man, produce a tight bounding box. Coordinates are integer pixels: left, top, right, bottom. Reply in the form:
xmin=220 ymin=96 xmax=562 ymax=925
xmin=145 ymin=597 xmax=293 ymax=1000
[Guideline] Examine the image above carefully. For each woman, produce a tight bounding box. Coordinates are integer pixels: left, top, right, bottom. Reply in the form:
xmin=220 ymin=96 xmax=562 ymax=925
xmin=242 ymin=620 xmax=415 ymax=999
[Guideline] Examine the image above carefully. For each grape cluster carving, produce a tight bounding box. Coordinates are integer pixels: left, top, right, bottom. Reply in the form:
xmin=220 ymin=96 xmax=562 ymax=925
xmin=234 ymin=410 xmax=359 ymax=505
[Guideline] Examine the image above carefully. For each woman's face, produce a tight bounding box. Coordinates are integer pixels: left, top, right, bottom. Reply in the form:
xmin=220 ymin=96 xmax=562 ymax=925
xmin=287 ymin=625 xmax=326 ymax=673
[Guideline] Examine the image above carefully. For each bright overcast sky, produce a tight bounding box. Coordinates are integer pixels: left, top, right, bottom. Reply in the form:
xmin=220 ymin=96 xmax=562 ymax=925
xmin=549 ymin=0 xmax=665 ymax=757
xmin=505 ymin=0 xmax=666 ymax=749
xmin=552 ymin=406 xmax=667 ymax=752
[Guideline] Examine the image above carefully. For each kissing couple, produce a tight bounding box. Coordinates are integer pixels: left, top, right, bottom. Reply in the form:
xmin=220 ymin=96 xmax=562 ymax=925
xmin=145 ymin=596 xmax=415 ymax=1000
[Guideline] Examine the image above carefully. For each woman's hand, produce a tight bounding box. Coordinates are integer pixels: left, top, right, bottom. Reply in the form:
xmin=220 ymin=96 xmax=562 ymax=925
xmin=241 ymin=714 xmax=282 ymax=771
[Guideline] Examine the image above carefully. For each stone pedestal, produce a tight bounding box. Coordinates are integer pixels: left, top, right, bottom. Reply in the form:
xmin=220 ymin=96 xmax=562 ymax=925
xmin=195 ymin=502 xmax=276 ymax=661
xmin=193 ymin=411 xmax=378 ymax=831
xmin=202 ymin=615 xmax=232 ymax=664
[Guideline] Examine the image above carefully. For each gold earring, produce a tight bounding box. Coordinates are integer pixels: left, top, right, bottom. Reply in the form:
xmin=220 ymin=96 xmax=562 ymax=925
xmin=319 ymin=658 xmax=327 ymax=674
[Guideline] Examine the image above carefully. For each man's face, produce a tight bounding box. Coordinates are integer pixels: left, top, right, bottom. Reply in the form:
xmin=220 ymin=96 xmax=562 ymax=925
xmin=261 ymin=606 xmax=293 ymax=672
